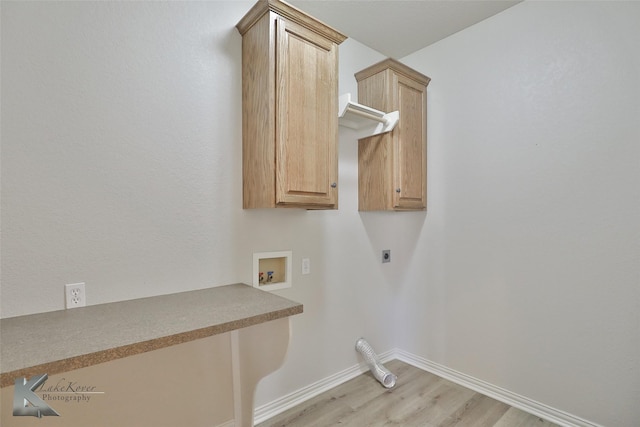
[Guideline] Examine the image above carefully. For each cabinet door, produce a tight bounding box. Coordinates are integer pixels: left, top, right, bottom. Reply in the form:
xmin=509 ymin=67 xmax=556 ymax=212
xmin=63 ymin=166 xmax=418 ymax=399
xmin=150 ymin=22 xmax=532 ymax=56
xmin=275 ymin=18 xmax=338 ymax=208
xmin=393 ymin=73 xmax=427 ymax=209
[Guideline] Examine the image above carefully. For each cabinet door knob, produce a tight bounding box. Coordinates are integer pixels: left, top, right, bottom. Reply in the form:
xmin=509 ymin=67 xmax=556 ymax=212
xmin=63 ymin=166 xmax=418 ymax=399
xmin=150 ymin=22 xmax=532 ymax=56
xmin=396 ymin=188 xmax=401 ymax=193
xmin=331 ymin=182 xmax=337 ymax=188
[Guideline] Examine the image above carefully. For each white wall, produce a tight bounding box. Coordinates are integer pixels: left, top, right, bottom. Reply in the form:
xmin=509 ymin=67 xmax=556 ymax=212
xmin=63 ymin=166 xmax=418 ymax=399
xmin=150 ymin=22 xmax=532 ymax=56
xmin=398 ymin=2 xmax=640 ymax=426
xmin=0 ymin=0 xmax=405 ymax=413
xmin=1 ymin=1 xmax=252 ymax=314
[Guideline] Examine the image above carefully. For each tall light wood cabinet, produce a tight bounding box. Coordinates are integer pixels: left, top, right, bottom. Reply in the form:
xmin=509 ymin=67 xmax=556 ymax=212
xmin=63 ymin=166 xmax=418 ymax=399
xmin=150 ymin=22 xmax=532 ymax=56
xmin=236 ymin=0 xmax=347 ymax=209
xmin=356 ymin=59 xmax=431 ymax=211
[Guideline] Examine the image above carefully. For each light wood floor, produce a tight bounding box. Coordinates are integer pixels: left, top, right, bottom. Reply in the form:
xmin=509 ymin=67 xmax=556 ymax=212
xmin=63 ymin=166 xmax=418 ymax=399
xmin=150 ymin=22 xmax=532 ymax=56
xmin=258 ymin=360 xmax=559 ymax=427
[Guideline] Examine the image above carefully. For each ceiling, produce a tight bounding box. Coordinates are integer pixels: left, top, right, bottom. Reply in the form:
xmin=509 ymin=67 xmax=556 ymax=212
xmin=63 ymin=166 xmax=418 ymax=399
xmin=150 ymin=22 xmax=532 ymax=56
xmin=289 ymin=0 xmax=522 ymax=58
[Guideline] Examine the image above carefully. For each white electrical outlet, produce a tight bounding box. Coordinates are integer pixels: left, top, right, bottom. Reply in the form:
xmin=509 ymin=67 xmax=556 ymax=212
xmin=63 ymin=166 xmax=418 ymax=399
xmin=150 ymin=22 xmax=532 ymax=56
xmin=65 ymin=283 xmax=86 ymax=309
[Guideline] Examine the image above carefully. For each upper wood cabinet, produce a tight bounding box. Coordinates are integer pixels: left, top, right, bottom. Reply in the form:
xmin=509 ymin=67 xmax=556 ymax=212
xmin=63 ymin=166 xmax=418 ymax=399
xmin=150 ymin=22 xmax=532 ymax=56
xmin=355 ymin=59 xmax=431 ymax=211
xmin=236 ymin=0 xmax=347 ymax=209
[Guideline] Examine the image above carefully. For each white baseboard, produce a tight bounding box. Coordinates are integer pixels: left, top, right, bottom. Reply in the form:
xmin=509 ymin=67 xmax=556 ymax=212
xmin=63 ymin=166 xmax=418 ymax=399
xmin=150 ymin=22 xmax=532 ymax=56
xmin=215 ymin=420 xmax=235 ymax=427
xmin=393 ymin=349 xmax=604 ymax=427
xmin=254 ymin=348 xmax=602 ymax=427
xmin=253 ymin=349 xmax=395 ymax=425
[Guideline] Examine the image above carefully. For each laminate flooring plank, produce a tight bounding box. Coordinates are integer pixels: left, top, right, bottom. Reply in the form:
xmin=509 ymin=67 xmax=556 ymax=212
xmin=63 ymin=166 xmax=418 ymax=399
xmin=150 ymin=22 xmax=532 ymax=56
xmin=379 ymin=372 xmax=447 ymax=426
xmin=438 ymin=394 xmax=510 ymax=427
xmin=327 ymin=362 xmax=406 ymax=410
xmin=333 ymin=366 xmax=446 ymax=426
xmin=258 ymin=391 xmax=354 ymax=427
xmin=493 ymin=407 xmax=558 ymax=427
xmin=256 ymin=360 xmax=561 ymax=427
xmin=378 ymin=379 xmax=464 ymax=427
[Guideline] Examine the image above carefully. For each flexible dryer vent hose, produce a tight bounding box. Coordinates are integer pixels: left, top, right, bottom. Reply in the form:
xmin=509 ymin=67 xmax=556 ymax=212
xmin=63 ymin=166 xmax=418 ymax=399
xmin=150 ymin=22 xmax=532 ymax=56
xmin=355 ymin=338 xmax=397 ymax=388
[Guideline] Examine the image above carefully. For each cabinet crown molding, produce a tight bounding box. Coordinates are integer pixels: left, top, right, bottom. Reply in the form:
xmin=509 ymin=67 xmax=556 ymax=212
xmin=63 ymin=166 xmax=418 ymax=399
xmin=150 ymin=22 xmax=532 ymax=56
xmin=355 ymin=58 xmax=431 ymax=87
xmin=236 ymin=0 xmax=347 ymax=44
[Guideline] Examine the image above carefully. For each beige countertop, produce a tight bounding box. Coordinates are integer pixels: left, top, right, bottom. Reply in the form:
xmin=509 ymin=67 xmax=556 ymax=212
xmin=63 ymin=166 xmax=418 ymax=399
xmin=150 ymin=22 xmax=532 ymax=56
xmin=0 ymin=283 xmax=302 ymax=388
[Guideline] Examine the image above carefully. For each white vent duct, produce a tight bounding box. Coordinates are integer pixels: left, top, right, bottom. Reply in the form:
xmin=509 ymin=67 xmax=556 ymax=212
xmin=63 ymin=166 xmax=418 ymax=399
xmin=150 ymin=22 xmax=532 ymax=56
xmin=355 ymin=338 xmax=397 ymax=388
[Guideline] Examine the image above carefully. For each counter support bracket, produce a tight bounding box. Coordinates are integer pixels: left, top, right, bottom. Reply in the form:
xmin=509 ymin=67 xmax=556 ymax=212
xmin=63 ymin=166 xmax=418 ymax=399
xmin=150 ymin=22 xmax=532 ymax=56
xmin=231 ymin=317 xmax=291 ymax=427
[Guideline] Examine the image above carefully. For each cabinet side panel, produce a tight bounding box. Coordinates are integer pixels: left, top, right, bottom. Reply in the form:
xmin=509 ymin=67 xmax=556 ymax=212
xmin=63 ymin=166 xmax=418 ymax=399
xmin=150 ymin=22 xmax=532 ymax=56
xmin=358 ymin=134 xmax=393 ymax=211
xmin=242 ymin=13 xmax=276 ymax=208
xmin=357 ymin=72 xmax=393 ymax=211
xmin=394 ymin=77 xmax=427 ymax=210
xmin=356 ymin=71 xmax=390 ymax=112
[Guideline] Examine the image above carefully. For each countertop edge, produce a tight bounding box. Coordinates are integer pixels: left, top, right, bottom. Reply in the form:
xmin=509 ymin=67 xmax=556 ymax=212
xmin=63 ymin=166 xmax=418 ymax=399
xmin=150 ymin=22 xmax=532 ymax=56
xmin=1 ymin=285 xmax=303 ymax=388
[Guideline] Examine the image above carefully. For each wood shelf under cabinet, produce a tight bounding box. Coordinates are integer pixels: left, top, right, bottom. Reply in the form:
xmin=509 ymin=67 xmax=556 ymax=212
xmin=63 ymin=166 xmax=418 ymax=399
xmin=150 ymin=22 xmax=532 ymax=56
xmin=356 ymin=59 xmax=431 ymax=211
xmin=237 ymin=0 xmax=347 ymax=209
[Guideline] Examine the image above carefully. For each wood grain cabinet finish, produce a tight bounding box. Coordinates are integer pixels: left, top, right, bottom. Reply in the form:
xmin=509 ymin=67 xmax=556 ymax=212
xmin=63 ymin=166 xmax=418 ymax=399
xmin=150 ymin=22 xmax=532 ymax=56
xmin=236 ymin=0 xmax=347 ymax=209
xmin=356 ymin=59 xmax=431 ymax=211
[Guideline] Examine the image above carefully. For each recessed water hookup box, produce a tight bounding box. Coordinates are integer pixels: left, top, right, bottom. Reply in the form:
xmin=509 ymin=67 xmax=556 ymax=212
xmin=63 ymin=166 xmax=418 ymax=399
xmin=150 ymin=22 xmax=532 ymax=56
xmin=253 ymin=251 xmax=292 ymax=291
